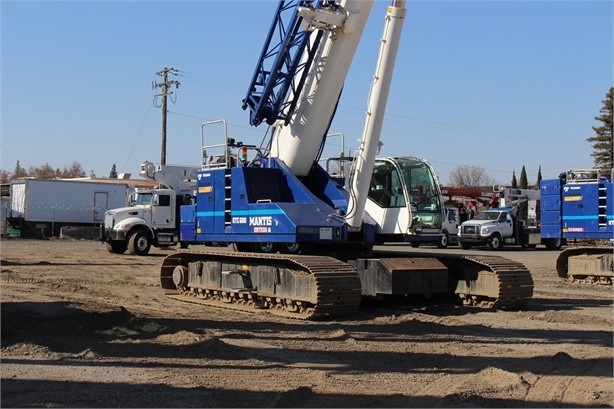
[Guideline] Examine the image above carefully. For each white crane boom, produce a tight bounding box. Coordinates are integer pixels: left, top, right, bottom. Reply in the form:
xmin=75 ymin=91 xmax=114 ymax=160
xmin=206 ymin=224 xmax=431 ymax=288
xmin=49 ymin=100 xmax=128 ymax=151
xmin=270 ymin=0 xmax=374 ymax=177
xmin=345 ymin=1 xmax=406 ymax=229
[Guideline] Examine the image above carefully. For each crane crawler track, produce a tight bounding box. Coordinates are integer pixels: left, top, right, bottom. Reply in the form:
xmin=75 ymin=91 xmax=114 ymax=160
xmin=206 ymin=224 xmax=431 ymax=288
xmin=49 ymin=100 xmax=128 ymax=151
xmin=160 ymin=249 xmax=362 ymax=320
xmin=455 ymin=254 xmax=534 ymax=309
xmin=556 ymin=246 xmax=614 ymax=285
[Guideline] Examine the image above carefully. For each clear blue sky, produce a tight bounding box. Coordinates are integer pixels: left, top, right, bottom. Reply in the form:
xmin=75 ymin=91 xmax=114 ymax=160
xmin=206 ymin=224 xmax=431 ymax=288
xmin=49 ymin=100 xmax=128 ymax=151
xmin=2 ymin=0 xmax=612 ymax=185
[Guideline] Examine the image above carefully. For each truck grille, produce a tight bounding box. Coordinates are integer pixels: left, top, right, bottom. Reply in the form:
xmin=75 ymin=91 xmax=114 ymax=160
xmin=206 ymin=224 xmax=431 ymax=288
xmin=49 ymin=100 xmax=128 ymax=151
xmin=104 ymin=213 xmax=114 ymax=228
xmin=462 ymin=225 xmax=479 ymax=235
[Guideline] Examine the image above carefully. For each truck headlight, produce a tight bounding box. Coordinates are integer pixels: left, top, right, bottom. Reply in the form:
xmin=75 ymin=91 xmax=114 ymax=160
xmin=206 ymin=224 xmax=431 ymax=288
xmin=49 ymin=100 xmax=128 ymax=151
xmin=481 ymin=227 xmax=490 ymax=234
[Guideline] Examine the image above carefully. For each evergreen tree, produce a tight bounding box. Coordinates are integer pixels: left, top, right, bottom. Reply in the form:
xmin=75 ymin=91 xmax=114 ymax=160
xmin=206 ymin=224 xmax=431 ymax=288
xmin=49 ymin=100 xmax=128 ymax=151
xmin=13 ymin=160 xmax=27 ymax=178
xmin=511 ymin=171 xmax=517 ymax=188
xmin=586 ymin=87 xmax=613 ymax=169
xmin=535 ymin=166 xmax=542 ymax=220
xmin=518 ymin=166 xmax=528 ymax=220
xmin=520 ymin=166 xmax=528 ymax=188
xmin=109 ymin=164 xmax=118 ymax=178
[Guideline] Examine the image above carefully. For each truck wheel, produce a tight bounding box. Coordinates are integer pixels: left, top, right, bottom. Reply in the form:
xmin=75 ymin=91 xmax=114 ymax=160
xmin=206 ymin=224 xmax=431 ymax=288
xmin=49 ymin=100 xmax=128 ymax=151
xmin=179 ymin=242 xmax=189 ymax=249
xmin=106 ymin=242 xmax=127 ymax=254
xmin=128 ymin=230 xmax=151 ymax=256
xmin=459 ymin=242 xmax=472 ymax=250
xmin=545 ymin=238 xmax=563 ymax=250
xmin=410 ymin=242 xmax=420 ymax=248
xmin=488 ymin=233 xmax=503 ymax=250
xmin=438 ymin=231 xmax=449 ymax=248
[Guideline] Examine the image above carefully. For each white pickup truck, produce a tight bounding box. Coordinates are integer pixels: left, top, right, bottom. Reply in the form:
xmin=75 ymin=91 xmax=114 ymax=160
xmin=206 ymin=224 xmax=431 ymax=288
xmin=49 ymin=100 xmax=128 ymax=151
xmin=457 ymin=208 xmax=540 ymax=250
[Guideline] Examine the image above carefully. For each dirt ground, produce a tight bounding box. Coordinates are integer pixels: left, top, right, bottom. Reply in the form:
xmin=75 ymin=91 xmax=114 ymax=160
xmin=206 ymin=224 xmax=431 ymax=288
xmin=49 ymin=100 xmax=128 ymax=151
xmin=1 ymin=238 xmax=612 ymax=408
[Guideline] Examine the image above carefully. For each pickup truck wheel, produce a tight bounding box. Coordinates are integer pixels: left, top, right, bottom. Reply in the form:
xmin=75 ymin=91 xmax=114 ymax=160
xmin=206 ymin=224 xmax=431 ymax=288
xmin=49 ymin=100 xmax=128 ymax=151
xmin=128 ymin=231 xmax=151 ymax=256
xmin=488 ymin=233 xmax=503 ymax=250
xmin=459 ymin=242 xmax=472 ymax=250
xmin=106 ymin=242 xmax=127 ymax=254
xmin=410 ymin=242 xmax=420 ymax=248
xmin=438 ymin=231 xmax=449 ymax=248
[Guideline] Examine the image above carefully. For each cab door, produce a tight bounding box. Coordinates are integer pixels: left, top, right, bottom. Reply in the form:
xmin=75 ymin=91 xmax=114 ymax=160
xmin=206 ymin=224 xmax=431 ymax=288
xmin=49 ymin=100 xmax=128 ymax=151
xmin=499 ymin=212 xmax=514 ymax=238
xmin=151 ymin=193 xmax=174 ymax=228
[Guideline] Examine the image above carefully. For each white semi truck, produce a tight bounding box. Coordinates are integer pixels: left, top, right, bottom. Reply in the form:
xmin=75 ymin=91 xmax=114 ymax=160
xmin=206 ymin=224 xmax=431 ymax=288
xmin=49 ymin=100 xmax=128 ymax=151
xmin=100 ymin=161 xmax=200 ymax=255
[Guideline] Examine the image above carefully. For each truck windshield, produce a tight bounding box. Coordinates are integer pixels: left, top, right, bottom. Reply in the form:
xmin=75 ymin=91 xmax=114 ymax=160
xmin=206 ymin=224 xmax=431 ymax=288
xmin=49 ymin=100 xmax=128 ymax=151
xmin=134 ymin=193 xmax=153 ymax=206
xmin=474 ymin=211 xmax=502 ymax=221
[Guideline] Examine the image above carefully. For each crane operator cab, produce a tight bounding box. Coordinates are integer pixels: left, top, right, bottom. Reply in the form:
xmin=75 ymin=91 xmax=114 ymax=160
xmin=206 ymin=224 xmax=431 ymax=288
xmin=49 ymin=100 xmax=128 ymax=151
xmin=413 ymin=185 xmax=430 ymax=209
xmin=369 ymin=169 xmax=392 ymax=207
xmin=365 ymin=157 xmax=444 ymax=246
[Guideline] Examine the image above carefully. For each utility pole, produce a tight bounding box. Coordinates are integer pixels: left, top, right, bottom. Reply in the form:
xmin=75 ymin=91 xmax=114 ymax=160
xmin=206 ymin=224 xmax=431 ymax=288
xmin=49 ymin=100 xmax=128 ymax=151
xmin=153 ymin=67 xmax=180 ymax=165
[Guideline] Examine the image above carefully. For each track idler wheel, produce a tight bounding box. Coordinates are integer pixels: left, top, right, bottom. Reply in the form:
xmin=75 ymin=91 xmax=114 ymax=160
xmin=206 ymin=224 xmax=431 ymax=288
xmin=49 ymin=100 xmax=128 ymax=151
xmin=172 ymin=265 xmax=189 ymax=288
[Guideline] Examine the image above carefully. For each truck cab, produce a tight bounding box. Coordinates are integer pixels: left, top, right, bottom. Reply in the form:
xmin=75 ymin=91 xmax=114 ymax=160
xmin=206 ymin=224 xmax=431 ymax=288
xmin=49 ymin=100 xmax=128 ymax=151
xmin=100 ymin=161 xmax=200 ymax=256
xmin=130 ymin=189 xmax=176 ymax=228
xmin=101 ymin=187 xmax=190 ymax=255
xmin=457 ymin=208 xmax=518 ymax=250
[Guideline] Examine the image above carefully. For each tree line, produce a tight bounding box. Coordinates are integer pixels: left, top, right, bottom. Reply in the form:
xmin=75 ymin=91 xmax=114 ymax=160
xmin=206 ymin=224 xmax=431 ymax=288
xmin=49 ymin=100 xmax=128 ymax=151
xmin=0 ymin=162 xmax=118 ymax=183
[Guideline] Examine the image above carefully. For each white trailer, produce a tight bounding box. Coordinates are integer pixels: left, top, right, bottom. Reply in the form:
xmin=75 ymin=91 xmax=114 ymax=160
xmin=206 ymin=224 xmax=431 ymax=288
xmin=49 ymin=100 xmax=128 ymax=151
xmin=8 ymin=179 xmax=133 ymax=237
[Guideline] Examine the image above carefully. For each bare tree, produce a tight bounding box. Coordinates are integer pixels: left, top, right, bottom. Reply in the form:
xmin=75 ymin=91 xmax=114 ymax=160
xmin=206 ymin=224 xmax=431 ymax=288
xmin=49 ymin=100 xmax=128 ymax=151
xmin=2 ymin=161 xmax=88 ymax=181
xmin=449 ymin=165 xmax=495 ymax=187
xmin=60 ymin=162 xmax=87 ymax=178
xmin=0 ymin=169 xmax=10 ymax=183
xmin=28 ymin=163 xmax=56 ymax=179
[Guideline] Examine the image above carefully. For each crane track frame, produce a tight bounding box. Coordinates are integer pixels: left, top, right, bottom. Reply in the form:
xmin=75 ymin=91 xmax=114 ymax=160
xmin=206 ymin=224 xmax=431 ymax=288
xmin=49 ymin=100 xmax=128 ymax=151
xmin=556 ymin=246 xmax=614 ymax=285
xmin=160 ymin=249 xmax=534 ymax=320
xmin=371 ymin=250 xmax=534 ymax=309
xmin=452 ymin=254 xmax=534 ymax=309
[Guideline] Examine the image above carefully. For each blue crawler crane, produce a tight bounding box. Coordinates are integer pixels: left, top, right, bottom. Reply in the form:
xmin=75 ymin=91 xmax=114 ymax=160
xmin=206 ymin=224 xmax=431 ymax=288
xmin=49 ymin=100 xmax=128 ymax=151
xmin=159 ymin=0 xmax=534 ymax=319
xmin=541 ymin=169 xmax=613 ymax=284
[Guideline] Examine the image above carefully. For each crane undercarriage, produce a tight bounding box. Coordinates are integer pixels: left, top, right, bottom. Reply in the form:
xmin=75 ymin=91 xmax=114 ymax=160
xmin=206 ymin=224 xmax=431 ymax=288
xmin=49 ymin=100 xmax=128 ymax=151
xmin=556 ymin=245 xmax=614 ymax=285
xmin=161 ymin=249 xmax=533 ymax=320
